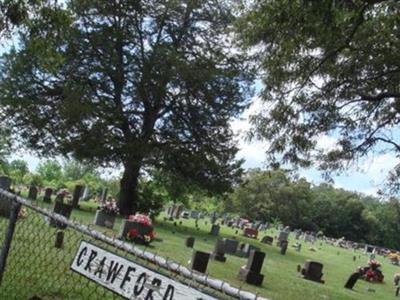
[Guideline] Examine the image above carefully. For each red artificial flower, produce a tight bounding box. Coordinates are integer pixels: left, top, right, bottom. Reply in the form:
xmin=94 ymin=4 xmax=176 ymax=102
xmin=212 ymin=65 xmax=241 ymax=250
xmin=127 ymin=228 xmax=138 ymax=239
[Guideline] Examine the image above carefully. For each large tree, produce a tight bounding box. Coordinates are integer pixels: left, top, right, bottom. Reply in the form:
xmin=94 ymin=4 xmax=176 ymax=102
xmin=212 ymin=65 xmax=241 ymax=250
xmin=0 ymin=0 xmax=252 ymax=214
xmin=238 ymin=0 xmax=400 ymax=190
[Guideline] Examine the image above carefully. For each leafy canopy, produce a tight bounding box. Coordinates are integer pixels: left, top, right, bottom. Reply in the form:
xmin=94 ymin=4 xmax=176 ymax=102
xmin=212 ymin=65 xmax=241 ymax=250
xmin=238 ymin=0 xmax=400 ymax=190
xmin=0 ymin=0 xmax=253 ymax=213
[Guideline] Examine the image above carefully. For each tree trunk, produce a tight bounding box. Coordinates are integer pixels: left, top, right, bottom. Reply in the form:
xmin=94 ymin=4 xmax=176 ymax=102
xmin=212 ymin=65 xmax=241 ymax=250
xmin=118 ymin=162 xmax=141 ymax=216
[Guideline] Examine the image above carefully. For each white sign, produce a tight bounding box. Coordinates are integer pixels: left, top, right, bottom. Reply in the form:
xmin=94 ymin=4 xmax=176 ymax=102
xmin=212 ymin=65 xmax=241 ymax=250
xmin=71 ymin=241 xmax=218 ymax=300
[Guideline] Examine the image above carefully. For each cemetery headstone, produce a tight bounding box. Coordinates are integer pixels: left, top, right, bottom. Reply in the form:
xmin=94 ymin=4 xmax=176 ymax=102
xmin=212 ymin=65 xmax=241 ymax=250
xmin=43 ymin=188 xmax=53 ymax=203
xmin=224 ymin=239 xmax=239 ymax=254
xmin=301 ymin=260 xmax=325 ymax=283
xmin=54 ymin=230 xmax=64 ymax=248
xmin=72 ymin=185 xmax=84 ymax=208
xmin=238 ymin=250 xmax=265 ymax=286
xmin=0 ymin=176 xmax=11 ymax=190
xmin=100 ymin=187 xmax=108 ymax=204
xmin=186 ymin=237 xmax=195 ymax=248
xmin=0 ymin=176 xmax=12 ymax=218
xmin=261 ymin=236 xmax=274 ymax=245
xmin=28 ymin=185 xmax=38 ymax=200
xmin=174 ymin=204 xmax=184 ymax=219
xmin=190 ymin=210 xmax=200 ymax=219
xmin=210 ymin=212 xmax=217 ymax=224
xmin=211 ymin=239 xmax=227 ymax=262
xmin=50 ymin=200 xmax=73 ymax=229
xmin=236 ymin=243 xmax=260 ymax=258
xmin=277 ymin=230 xmax=289 ymax=246
xmin=119 ymin=219 xmax=153 ymax=240
xmin=94 ymin=210 xmax=115 ymax=229
xmin=280 ymin=240 xmax=288 ymax=255
xmin=344 ymin=271 xmax=360 ymax=289
xmin=190 ymin=250 xmax=210 ymax=273
xmin=210 ymin=224 xmax=220 ymax=236
xmin=243 ymin=227 xmax=258 ymax=239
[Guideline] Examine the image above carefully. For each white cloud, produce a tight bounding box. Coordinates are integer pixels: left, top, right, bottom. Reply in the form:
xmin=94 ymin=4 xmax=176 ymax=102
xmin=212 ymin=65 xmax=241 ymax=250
xmin=315 ymin=134 xmax=338 ymax=152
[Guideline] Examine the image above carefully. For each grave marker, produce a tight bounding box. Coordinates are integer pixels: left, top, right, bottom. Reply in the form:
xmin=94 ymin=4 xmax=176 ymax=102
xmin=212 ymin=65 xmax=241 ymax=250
xmin=210 ymin=224 xmax=220 ymax=236
xmin=72 ymin=185 xmax=84 ymax=208
xmin=261 ymin=236 xmax=274 ymax=245
xmin=344 ymin=271 xmax=360 ymax=289
xmin=211 ymin=239 xmax=227 ymax=262
xmin=190 ymin=250 xmax=210 ymax=273
xmin=224 ymin=239 xmax=239 ymax=254
xmin=301 ymin=260 xmax=325 ymax=283
xmin=43 ymin=188 xmax=53 ymax=203
xmin=28 ymin=186 xmax=38 ymax=200
xmin=238 ymin=250 xmax=265 ymax=286
xmin=0 ymin=176 xmax=12 ymax=218
xmin=186 ymin=237 xmax=195 ymax=248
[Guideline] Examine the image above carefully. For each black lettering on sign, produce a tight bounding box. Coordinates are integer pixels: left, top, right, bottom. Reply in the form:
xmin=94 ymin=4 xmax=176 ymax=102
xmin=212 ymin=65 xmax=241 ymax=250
xmin=145 ymin=278 xmax=162 ymax=300
xmin=163 ymin=284 xmax=175 ymax=300
xmin=134 ymin=272 xmax=147 ymax=296
xmin=76 ymin=247 xmax=87 ymax=267
xmin=120 ymin=266 xmax=136 ymax=289
xmin=106 ymin=260 xmax=124 ymax=284
xmin=85 ymin=250 xmax=98 ymax=272
xmin=94 ymin=257 xmax=107 ymax=279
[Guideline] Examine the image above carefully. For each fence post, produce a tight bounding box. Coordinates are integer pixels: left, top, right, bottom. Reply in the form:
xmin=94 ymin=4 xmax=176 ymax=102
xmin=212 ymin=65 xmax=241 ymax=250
xmin=0 ymin=198 xmax=21 ymax=284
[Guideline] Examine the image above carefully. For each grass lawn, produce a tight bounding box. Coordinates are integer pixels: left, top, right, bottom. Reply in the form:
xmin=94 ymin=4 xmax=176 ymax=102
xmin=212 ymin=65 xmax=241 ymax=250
xmin=0 ymin=195 xmax=398 ymax=300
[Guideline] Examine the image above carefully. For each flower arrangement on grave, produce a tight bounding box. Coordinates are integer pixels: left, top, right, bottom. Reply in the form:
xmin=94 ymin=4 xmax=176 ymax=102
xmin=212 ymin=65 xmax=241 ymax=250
xmin=18 ymin=207 xmax=28 ymax=219
xmin=388 ymin=252 xmax=400 ymax=265
xmin=126 ymin=213 xmax=156 ymax=244
xmin=98 ymin=199 xmax=119 ymax=215
xmin=358 ymin=259 xmax=384 ymax=283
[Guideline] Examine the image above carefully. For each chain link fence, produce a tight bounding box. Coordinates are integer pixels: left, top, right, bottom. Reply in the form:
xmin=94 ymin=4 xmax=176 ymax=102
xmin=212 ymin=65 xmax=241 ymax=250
xmin=0 ymin=189 xmax=267 ymax=300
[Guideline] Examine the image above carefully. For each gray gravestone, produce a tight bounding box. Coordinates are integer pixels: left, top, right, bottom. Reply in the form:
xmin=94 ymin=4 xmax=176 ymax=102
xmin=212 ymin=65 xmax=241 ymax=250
xmin=190 ymin=250 xmax=210 ymax=273
xmin=43 ymin=188 xmax=53 ymax=203
xmin=190 ymin=210 xmax=200 ymax=219
xmin=210 ymin=212 xmax=217 ymax=224
xmin=100 ymin=187 xmax=108 ymax=204
xmin=210 ymin=224 xmax=220 ymax=236
xmin=224 ymin=239 xmax=239 ymax=254
xmin=50 ymin=201 xmax=73 ymax=229
xmin=261 ymin=236 xmax=274 ymax=245
xmin=301 ymin=260 xmax=325 ymax=283
xmin=186 ymin=237 xmax=195 ymax=248
xmin=0 ymin=176 xmax=11 ymax=190
xmin=94 ymin=210 xmax=115 ymax=229
xmin=211 ymin=239 xmax=227 ymax=262
xmin=238 ymin=250 xmax=265 ymax=286
xmin=277 ymin=230 xmax=289 ymax=246
xmin=280 ymin=240 xmax=288 ymax=255
xmin=28 ymin=186 xmax=38 ymax=200
xmin=72 ymin=185 xmax=84 ymax=208
xmin=0 ymin=176 xmax=12 ymax=218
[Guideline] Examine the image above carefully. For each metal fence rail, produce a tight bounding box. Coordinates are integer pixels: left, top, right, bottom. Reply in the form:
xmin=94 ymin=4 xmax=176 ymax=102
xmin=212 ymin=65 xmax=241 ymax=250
xmin=0 ymin=189 xmax=268 ymax=300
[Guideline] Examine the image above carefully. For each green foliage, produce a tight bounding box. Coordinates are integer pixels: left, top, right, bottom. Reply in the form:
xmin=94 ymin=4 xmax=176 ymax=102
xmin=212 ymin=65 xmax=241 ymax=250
xmin=7 ymin=159 xmax=29 ymax=183
xmin=0 ymin=0 xmax=253 ymax=214
xmin=231 ymin=169 xmax=313 ymax=227
xmin=36 ymin=160 xmax=63 ymax=185
xmin=22 ymin=172 xmax=43 ymax=186
xmin=238 ymin=0 xmax=400 ymax=189
xmin=229 ymin=168 xmax=400 ymax=248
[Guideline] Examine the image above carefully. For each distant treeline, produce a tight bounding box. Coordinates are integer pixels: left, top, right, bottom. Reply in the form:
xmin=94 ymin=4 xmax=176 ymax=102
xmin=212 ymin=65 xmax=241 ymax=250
xmin=226 ymin=169 xmax=400 ymax=250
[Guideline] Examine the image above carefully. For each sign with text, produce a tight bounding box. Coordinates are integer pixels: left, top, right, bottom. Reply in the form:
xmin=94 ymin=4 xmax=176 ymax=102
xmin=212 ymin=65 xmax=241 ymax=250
xmin=71 ymin=241 xmax=218 ymax=300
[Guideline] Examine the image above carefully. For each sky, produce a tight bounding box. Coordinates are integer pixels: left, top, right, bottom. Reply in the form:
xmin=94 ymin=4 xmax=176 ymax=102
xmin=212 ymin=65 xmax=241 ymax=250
xmin=231 ymin=96 xmax=397 ymax=197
